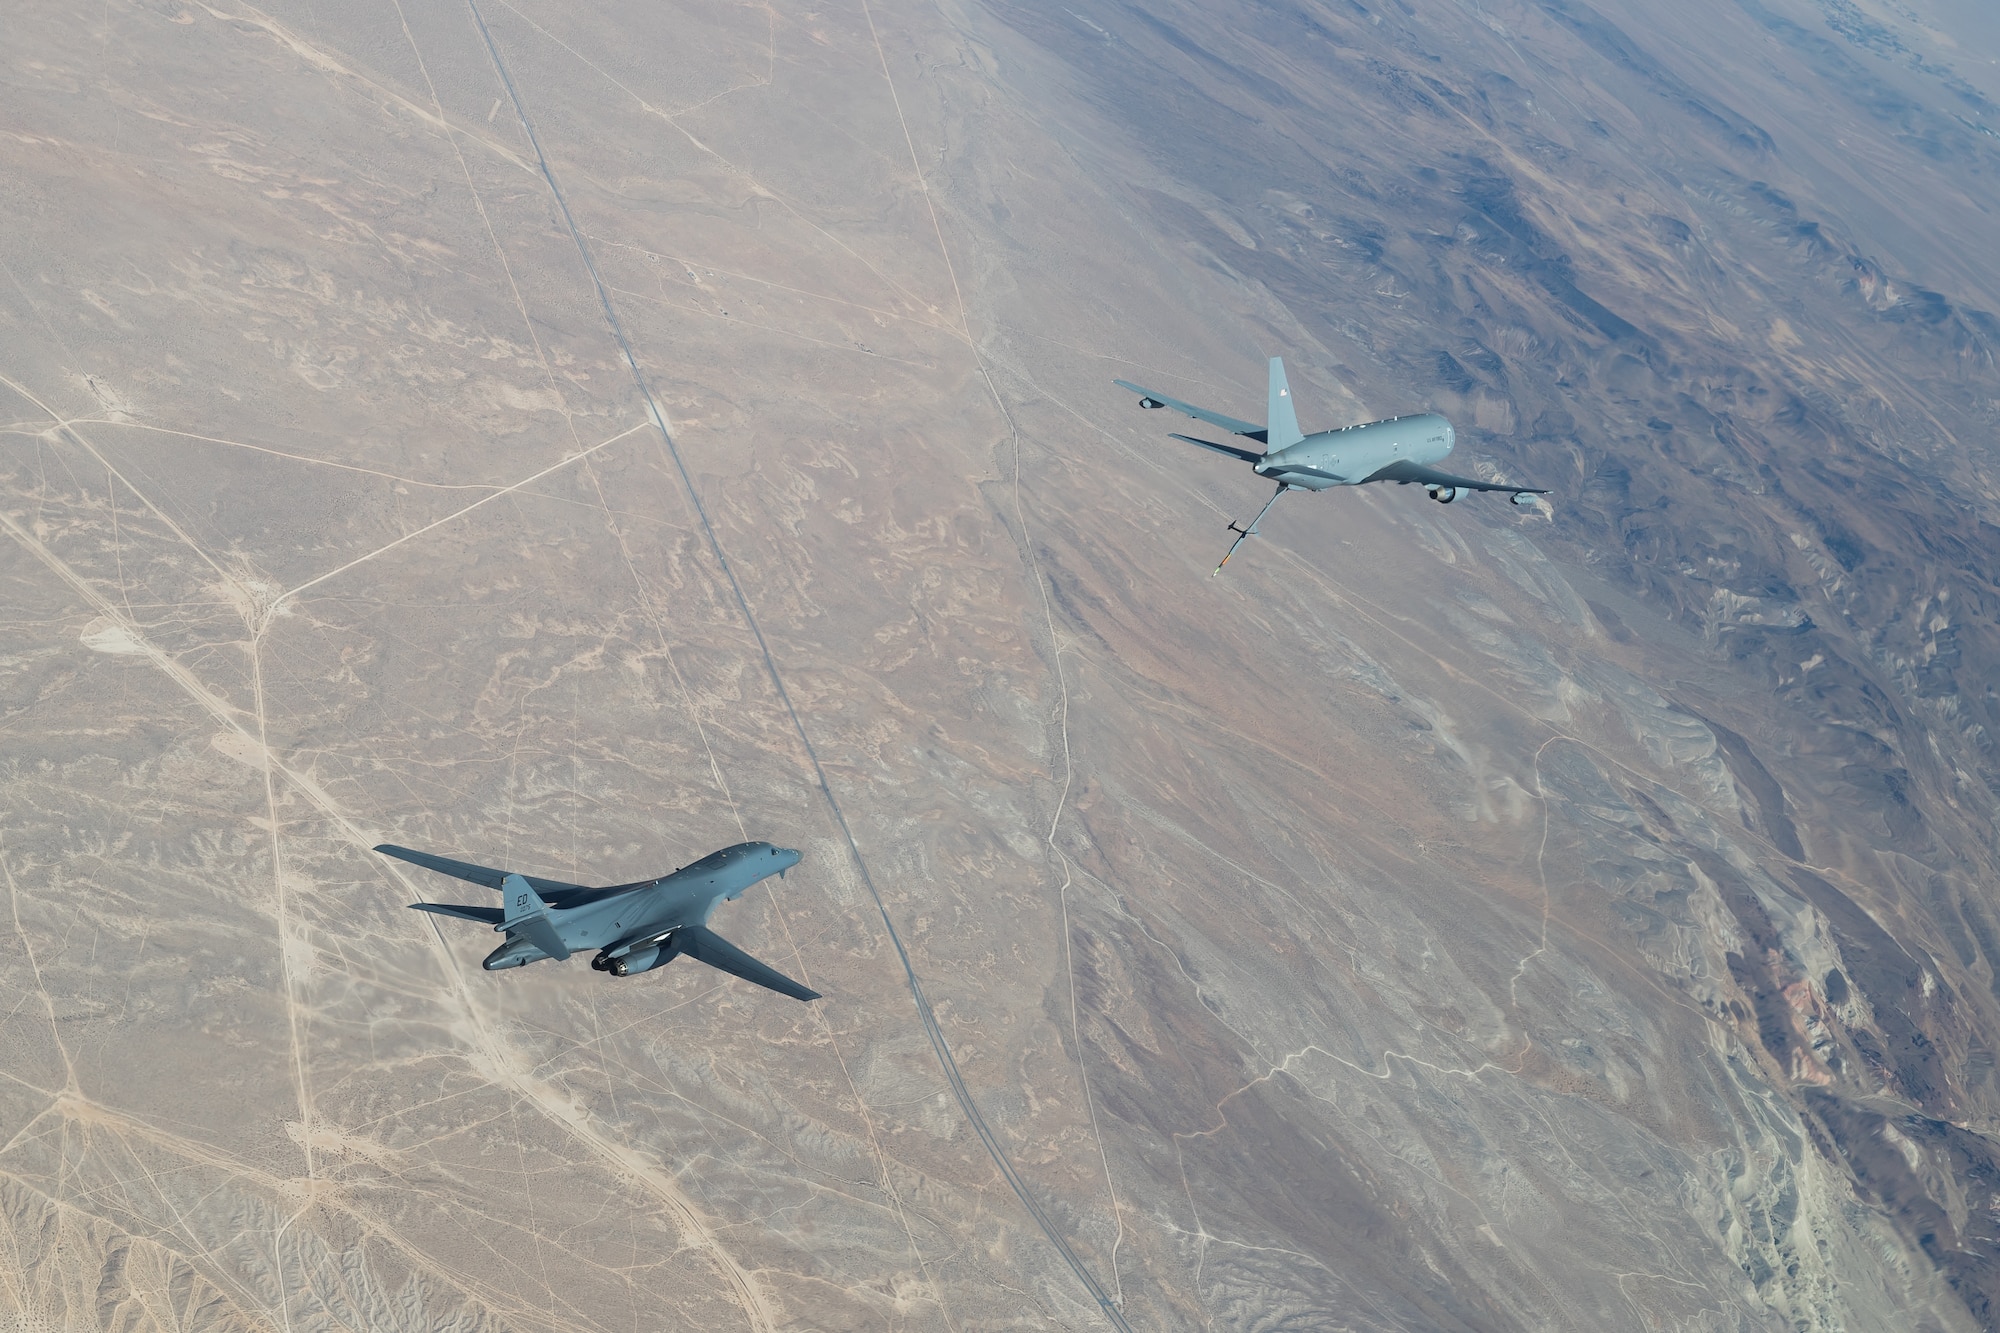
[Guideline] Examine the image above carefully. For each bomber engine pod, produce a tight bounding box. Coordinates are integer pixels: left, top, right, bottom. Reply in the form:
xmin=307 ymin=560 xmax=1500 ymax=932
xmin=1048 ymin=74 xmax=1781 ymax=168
xmin=609 ymin=945 xmax=666 ymax=977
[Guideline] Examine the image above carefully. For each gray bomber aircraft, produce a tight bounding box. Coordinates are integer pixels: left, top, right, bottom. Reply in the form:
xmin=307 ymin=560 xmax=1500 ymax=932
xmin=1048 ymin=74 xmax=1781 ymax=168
xmin=378 ymin=840 xmax=820 ymax=1000
xmin=1116 ymin=357 xmax=1547 ymax=572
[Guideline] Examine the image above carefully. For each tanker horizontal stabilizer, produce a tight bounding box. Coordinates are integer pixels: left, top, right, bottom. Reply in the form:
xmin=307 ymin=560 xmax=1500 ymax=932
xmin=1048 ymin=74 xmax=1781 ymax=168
xmin=1170 ymin=433 xmax=1264 ymax=464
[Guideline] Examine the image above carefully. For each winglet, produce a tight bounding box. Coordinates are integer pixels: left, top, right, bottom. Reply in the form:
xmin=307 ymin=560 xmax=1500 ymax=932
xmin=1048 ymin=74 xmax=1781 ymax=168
xmin=1266 ymin=357 xmax=1304 ymax=450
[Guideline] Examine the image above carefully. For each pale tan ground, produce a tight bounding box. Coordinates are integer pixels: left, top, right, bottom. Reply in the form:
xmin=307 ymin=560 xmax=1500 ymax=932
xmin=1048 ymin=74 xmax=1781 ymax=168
xmin=4 ymin=0 xmax=2000 ymax=1330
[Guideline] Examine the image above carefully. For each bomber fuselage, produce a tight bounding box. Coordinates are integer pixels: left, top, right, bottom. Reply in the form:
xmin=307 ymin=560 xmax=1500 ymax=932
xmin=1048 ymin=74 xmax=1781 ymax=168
xmin=484 ymin=841 xmax=800 ymax=970
xmin=1256 ymin=412 xmax=1455 ymax=490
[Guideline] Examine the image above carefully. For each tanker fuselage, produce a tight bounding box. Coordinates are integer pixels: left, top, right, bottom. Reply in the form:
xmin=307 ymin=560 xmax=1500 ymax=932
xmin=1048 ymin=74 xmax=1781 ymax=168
xmin=1256 ymin=413 xmax=1456 ymax=490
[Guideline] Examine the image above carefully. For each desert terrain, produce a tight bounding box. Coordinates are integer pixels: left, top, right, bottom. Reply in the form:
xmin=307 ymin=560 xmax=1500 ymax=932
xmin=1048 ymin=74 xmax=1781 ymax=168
xmin=4 ymin=0 xmax=2000 ymax=1328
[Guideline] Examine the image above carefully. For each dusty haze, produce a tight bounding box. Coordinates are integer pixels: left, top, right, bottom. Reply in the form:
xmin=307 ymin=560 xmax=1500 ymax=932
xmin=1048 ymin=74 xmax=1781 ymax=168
xmin=5 ymin=0 xmax=2000 ymax=1328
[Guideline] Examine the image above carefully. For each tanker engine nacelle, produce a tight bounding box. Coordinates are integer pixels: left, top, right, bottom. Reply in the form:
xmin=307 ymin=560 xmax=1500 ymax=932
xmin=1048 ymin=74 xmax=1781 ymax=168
xmin=1426 ymin=485 xmax=1458 ymax=504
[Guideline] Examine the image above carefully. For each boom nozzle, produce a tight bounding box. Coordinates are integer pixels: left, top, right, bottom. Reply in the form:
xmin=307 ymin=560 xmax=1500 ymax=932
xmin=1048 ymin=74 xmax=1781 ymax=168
xmin=1213 ymin=484 xmax=1292 ymax=575
xmin=1214 ymin=522 xmax=1253 ymax=575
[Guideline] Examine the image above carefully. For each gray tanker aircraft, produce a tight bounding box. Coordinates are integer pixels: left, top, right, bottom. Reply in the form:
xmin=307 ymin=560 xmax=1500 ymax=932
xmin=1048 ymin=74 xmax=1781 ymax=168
xmin=378 ymin=840 xmax=820 ymax=1000
xmin=1116 ymin=357 xmax=1547 ymax=572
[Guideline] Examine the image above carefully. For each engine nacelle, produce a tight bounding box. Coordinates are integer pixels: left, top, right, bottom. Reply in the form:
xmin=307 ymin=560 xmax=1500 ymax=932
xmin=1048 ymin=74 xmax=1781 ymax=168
xmin=1138 ymin=397 xmax=1164 ymax=409
xmin=1428 ymin=486 xmax=1458 ymax=504
xmin=1510 ymin=491 xmax=1539 ymax=507
xmin=605 ymin=935 xmax=682 ymax=977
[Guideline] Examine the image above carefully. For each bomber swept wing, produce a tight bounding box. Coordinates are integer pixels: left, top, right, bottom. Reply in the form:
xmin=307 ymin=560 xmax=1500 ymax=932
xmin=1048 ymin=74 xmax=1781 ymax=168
xmin=676 ymin=926 xmax=821 ymax=1002
xmin=376 ymin=843 xmax=584 ymax=897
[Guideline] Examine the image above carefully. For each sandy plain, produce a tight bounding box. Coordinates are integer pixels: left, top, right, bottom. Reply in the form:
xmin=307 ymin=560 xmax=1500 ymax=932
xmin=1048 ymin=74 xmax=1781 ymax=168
xmin=4 ymin=0 xmax=2000 ymax=1328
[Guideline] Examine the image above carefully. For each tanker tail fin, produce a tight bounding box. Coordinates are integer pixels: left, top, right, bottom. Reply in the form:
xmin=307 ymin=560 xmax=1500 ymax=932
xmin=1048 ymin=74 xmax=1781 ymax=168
xmin=1266 ymin=357 xmax=1304 ymax=451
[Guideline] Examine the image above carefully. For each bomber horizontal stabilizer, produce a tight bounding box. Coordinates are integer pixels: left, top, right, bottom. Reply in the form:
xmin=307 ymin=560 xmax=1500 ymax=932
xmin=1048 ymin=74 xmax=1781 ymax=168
xmin=679 ymin=925 xmax=821 ymax=1002
xmin=410 ymin=902 xmax=504 ymax=925
xmin=514 ymin=914 xmax=572 ymax=961
xmin=375 ymin=844 xmax=584 ymax=897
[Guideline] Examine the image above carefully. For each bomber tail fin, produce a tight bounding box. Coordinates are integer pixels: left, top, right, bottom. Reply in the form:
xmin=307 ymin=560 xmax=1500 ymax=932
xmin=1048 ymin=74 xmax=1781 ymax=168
xmin=500 ymin=873 xmax=548 ymax=926
xmin=1266 ymin=357 xmax=1304 ymax=451
xmin=499 ymin=872 xmax=571 ymax=961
